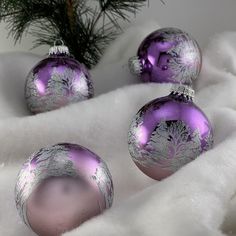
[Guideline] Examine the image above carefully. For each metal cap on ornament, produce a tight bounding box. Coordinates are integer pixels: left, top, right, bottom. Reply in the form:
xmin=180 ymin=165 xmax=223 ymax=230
xmin=49 ymin=39 xmax=70 ymax=56
xmin=128 ymin=56 xmax=143 ymax=76
xmin=170 ymin=84 xmax=195 ymax=101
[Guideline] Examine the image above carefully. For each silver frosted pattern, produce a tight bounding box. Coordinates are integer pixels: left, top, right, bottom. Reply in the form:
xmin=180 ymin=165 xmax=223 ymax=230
xmin=166 ymin=30 xmax=201 ymax=84
xmin=92 ymin=161 xmax=114 ymax=209
xmin=25 ymin=67 xmax=92 ymax=113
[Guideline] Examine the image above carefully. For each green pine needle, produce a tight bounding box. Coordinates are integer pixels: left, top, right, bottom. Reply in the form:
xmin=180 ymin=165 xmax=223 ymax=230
xmin=0 ymin=0 xmax=162 ymax=68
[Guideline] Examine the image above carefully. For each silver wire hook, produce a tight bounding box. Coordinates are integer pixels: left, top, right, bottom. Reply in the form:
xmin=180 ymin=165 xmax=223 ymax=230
xmin=54 ymin=39 xmax=64 ymax=47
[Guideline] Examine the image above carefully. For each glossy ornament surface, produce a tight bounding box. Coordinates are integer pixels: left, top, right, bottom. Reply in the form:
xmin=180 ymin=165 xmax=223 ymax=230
xmin=15 ymin=143 xmax=113 ymax=236
xmin=129 ymin=27 xmax=202 ymax=84
xmin=25 ymin=43 xmax=94 ymax=114
xmin=128 ymin=85 xmax=213 ymax=180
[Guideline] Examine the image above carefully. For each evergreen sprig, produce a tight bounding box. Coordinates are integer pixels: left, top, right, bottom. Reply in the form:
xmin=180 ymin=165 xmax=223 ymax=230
xmin=0 ymin=0 xmax=151 ymax=68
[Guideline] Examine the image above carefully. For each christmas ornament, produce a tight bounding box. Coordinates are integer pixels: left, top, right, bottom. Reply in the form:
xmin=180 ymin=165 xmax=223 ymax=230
xmin=15 ymin=143 xmax=113 ymax=236
xmin=129 ymin=27 xmax=202 ymax=84
xmin=25 ymin=41 xmax=94 ymax=114
xmin=128 ymin=85 xmax=213 ymax=180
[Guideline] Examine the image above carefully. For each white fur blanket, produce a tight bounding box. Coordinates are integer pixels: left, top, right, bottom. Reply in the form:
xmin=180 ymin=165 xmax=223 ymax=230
xmin=1 ymin=22 xmax=236 ymax=236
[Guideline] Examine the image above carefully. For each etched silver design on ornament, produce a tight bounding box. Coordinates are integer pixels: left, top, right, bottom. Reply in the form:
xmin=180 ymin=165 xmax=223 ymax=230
xmin=163 ymin=28 xmax=201 ymax=84
xmin=92 ymin=161 xmax=114 ymax=209
xmin=15 ymin=145 xmax=75 ymax=227
xmin=128 ymin=113 xmax=145 ymax=163
xmin=129 ymin=119 xmax=213 ymax=172
xmin=203 ymin=132 xmax=214 ymax=151
xmin=25 ymin=67 xmax=92 ymax=113
xmin=128 ymin=56 xmax=143 ymax=76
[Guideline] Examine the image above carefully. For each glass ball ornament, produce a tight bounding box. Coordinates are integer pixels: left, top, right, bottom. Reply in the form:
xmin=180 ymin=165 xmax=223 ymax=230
xmin=129 ymin=27 xmax=202 ymax=85
xmin=15 ymin=143 xmax=113 ymax=236
xmin=25 ymin=41 xmax=94 ymax=114
xmin=128 ymin=85 xmax=213 ymax=181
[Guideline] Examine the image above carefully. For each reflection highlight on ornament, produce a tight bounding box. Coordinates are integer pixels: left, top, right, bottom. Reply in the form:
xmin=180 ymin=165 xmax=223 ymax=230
xmin=35 ymin=79 xmax=46 ymax=95
xmin=182 ymin=48 xmax=196 ymax=65
xmin=137 ymin=126 xmax=149 ymax=145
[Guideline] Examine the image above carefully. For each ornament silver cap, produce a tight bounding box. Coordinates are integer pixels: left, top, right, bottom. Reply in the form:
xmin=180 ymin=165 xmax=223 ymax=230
xmin=49 ymin=40 xmax=70 ymax=56
xmin=170 ymin=84 xmax=195 ymax=100
xmin=128 ymin=56 xmax=143 ymax=76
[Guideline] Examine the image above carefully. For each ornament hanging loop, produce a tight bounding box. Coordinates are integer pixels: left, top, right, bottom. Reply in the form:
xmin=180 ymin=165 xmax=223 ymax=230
xmin=49 ymin=39 xmax=70 ymax=56
xmin=54 ymin=39 xmax=65 ymax=46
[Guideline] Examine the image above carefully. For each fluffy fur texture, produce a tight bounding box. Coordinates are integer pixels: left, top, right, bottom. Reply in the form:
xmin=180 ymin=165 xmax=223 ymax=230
xmin=1 ymin=22 xmax=236 ymax=236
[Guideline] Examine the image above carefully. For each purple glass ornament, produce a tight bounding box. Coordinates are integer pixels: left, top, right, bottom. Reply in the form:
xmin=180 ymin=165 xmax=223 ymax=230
xmin=129 ymin=27 xmax=202 ymax=85
xmin=128 ymin=85 xmax=213 ymax=180
xmin=15 ymin=143 xmax=113 ymax=236
xmin=25 ymin=43 xmax=94 ymax=114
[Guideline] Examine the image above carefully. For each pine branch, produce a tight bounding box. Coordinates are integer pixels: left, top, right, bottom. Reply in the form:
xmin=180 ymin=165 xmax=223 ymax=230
xmin=66 ymin=0 xmax=76 ymax=32
xmin=0 ymin=0 xmax=163 ymax=68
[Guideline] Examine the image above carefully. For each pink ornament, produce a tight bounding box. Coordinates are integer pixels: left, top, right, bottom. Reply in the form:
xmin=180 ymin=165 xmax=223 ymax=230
xmin=128 ymin=85 xmax=213 ymax=180
xmin=15 ymin=143 xmax=113 ymax=236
